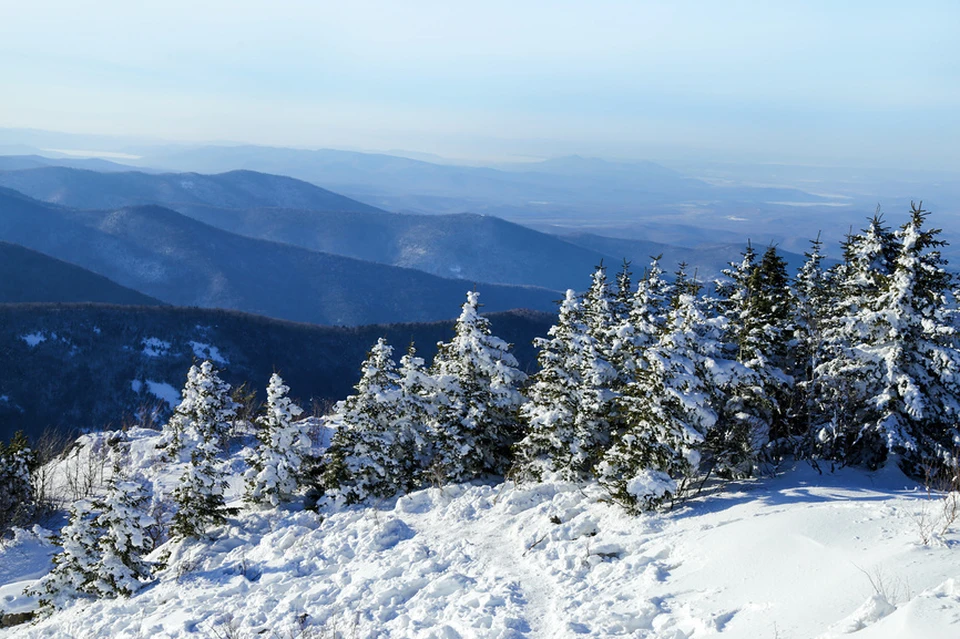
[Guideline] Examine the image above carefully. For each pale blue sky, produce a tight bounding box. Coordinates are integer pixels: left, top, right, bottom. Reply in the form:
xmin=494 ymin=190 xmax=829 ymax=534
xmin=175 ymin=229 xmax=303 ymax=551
xmin=1 ymin=1 xmax=958 ymax=167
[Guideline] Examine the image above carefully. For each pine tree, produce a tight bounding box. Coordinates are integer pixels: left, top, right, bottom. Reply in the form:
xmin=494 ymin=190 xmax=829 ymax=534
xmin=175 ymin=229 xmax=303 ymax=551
xmin=245 ymin=373 xmax=308 ymax=507
xmin=429 ymin=291 xmax=526 ymax=482
xmin=160 ymin=361 xmax=238 ymax=461
xmin=0 ymin=431 xmax=36 ymax=531
xmin=29 ymin=498 xmax=102 ymax=614
xmin=323 ymin=338 xmax=407 ymax=504
xmin=516 ymin=290 xmax=616 ymax=481
xmin=170 ymin=438 xmax=229 ymax=539
xmin=91 ymin=473 xmax=154 ymax=597
xmin=599 ymin=291 xmax=717 ymax=512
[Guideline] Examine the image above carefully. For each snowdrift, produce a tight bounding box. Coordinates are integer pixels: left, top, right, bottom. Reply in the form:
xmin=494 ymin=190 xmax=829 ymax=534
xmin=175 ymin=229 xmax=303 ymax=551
xmin=1 ymin=429 xmax=959 ymax=638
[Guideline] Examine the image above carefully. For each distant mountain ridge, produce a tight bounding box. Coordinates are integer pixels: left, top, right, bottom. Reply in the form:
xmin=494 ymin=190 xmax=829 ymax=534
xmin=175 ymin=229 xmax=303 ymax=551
xmin=0 ymin=166 xmax=380 ymax=212
xmin=0 ymin=188 xmax=560 ymax=326
xmin=0 ymin=165 xmax=813 ymax=289
xmin=0 ymin=242 xmax=163 ymax=305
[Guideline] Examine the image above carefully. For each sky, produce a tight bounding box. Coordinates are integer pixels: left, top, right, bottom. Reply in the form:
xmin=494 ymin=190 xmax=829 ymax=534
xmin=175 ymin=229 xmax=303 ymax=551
xmin=1 ymin=1 xmax=959 ymax=168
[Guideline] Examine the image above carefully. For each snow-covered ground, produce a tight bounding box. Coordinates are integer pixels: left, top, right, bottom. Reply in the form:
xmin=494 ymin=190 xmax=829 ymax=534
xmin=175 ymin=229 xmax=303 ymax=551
xmin=1 ymin=430 xmax=958 ymax=638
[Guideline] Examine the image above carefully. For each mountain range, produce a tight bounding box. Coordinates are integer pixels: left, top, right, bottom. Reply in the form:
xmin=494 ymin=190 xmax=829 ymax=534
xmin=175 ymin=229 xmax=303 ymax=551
xmin=0 ymin=242 xmax=162 ymax=305
xmin=0 ymin=164 xmax=813 ymax=289
xmin=0 ymin=188 xmax=561 ymax=326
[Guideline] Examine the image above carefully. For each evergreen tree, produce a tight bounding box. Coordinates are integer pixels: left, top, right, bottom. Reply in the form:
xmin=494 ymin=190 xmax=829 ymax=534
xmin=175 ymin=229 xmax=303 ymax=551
xmin=516 ymin=290 xmax=616 ymax=480
xmin=170 ymin=438 xmax=229 ymax=539
xmin=815 ymin=213 xmax=899 ymax=466
xmin=397 ymin=343 xmax=436 ymax=485
xmin=627 ymin=256 xmax=672 ymax=352
xmin=582 ymin=262 xmax=618 ymax=361
xmin=790 ymin=235 xmax=833 ymax=441
xmin=323 ymin=338 xmax=407 ymax=503
xmin=707 ymin=244 xmax=792 ymax=475
xmin=90 ymin=473 xmax=154 ymax=597
xmin=599 ymin=291 xmax=717 ymax=512
xmin=160 ymin=361 xmax=238 ymax=461
xmin=0 ymin=431 xmax=36 ymax=531
xmin=613 ymin=259 xmax=634 ymax=323
xmin=29 ymin=498 xmax=102 ymax=614
xmin=819 ymin=205 xmax=960 ymax=469
xmin=429 ymin=291 xmax=526 ymax=481
xmin=245 ymin=373 xmax=309 ymax=507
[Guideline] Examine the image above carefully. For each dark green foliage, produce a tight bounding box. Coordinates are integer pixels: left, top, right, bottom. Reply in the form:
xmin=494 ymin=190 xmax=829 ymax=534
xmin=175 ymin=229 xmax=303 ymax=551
xmin=0 ymin=303 xmax=551 ymax=443
xmin=170 ymin=440 xmax=229 ymax=540
xmin=0 ymin=431 xmax=37 ymax=531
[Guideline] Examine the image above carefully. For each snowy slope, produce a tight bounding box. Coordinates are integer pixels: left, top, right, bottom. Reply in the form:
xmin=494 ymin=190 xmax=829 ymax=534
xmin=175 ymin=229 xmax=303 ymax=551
xmin=1 ymin=430 xmax=958 ymax=638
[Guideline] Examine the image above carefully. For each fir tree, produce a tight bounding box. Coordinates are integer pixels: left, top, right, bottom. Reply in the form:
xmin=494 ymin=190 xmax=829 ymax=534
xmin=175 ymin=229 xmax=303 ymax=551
xmin=790 ymin=235 xmax=832 ymax=441
xmin=582 ymin=262 xmax=618 ymax=361
xmin=0 ymin=431 xmax=36 ymax=531
xmin=170 ymin=438 xmax=229 ymax=539
xmin=397 ymin=344 xmax=436 ymax=485
xmin=516 ymin=290 xmax=617 ymax=480
xmin=599 ymin=291 xmax=717 ymax=512
xmin=815 ymin=213 xmax=899 ymax=466
xmin=613 ymin=259 xmax=634 ymax=323
xmin=245 ymin=373 xmax=308 ymax=507
xmin=323 ymin=338 xmax=408 ymax=503
xmin=429 ymin=291 xmax=526 ymax=481
xmin=161 ymin=360 xmax=238 ymax=461
xmin=708 ymin=244 xmax=792 ymax=475
xmin=818 ymin=205 xmax=960 ymax=469
xmin=627 ymin=256 xmax=672 ymax=352
xmin=90 ymin=473 xmax=154 ymax=597
xmin=29 ymin=498 xmax=102 ymax=614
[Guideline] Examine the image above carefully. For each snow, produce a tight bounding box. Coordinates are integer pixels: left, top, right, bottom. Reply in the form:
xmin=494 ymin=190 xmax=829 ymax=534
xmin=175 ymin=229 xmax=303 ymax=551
xmin=189 ymin=341 xmax=228 ymax=365
xmin=144 ymin=381 xmax=180 ymax=407
xmin=2 ymin=430 xmax=959 ymax=638
xmin=131 ymin=379 xmax=180 ymax=407
xmin=20 ymin=333 xmax=46 ymax=347
xmin=141 ymin=337 xmax=171 ymax=357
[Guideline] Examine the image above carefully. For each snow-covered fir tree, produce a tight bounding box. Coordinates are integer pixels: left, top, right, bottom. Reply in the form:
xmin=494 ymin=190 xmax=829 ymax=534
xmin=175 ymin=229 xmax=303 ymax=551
xmin=0 ymin=431 xmax=36 ymax=531
xmin=706 ymin=245 xmax=792 ymax=475
xmin=818 ymin=205 xmax=960 ymax=469
xmin=90 ymin=472 xmax=154 ymax=597
xmin=613 ymin=259 xmax=634 ymax=323
xmin=626 ymin=256 xmax=673 ymax=352
xmin=790 ymin=235 xmax=833 ymax=441
xmin=429 ymin=291 xmax=526 ymax=482
xmin=581 ymin=262 xmax=620 ymax=366
xmin=598 ymin=290 xmax=717 ymax=512
xmin=160 ymin=360 xmax=238 ymax=461
xmin=397 ymin=343 xmax=436 ymax=483
xmin=170 ymin=437 xmax=229 ymax=540
xmin=323 ymin=338 xmax=409 ymax=504
xmin=814 ymin=213 xmax=899 ymax=466
xmin=29 ymin=498 xmax=102 ymax=614
xmin=515 ymin=290 xmax=617 ymax=481
xmin=244 ymin=373 xmax=308 ymax=507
